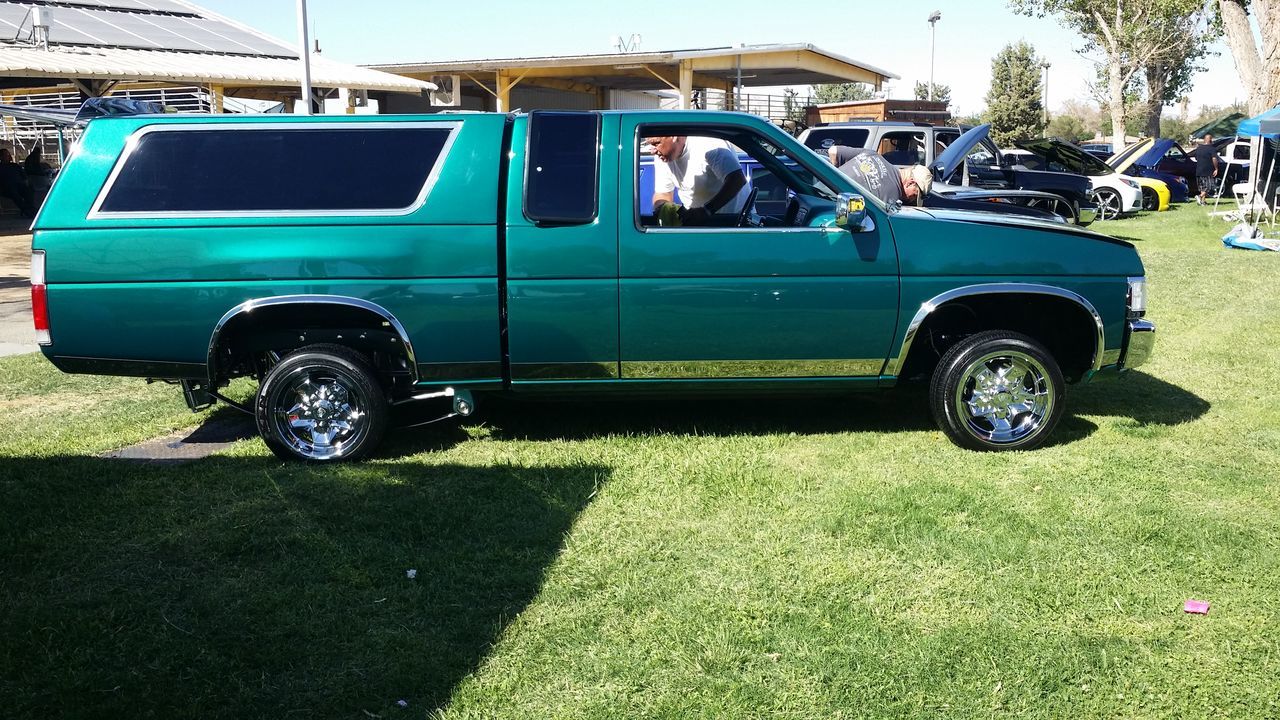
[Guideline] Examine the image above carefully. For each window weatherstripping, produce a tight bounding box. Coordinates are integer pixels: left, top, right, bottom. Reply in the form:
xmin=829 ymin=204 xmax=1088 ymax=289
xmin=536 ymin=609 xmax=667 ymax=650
xmin=523 ymin=111 xmax=601 ymax=224
xmin=88 ymin=121 xmax=461 ymax=219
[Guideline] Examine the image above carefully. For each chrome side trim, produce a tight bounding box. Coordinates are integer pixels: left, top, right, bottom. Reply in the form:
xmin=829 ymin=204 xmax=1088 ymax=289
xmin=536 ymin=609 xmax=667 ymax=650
xmin=206 ymin=295 xmax=418 ymax=383
xmin=886 ymin=283 xmax=1106 ymax=378
xmin=1121 ymin=318 xmax=1155 ymax=369
xmin=88 ymin=121 xmax=462 ymax=220
xmin=1101 ymin=348 xmax=1123 ymax=366
xmin=621 ymin=358 xmax=884 ymax=379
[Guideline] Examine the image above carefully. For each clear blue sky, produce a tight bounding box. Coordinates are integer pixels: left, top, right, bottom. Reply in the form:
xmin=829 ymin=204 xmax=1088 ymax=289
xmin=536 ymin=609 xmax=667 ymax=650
xmin=199 ymin=0 xmax=1244 ymax=117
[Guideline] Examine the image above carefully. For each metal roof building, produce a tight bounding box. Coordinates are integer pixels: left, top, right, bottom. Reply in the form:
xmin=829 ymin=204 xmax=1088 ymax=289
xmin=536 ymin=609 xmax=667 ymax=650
xmin=371 ymin=44 xmax=898 ymax=114
xmin=0 ymin=0 xmax=432 ymax=103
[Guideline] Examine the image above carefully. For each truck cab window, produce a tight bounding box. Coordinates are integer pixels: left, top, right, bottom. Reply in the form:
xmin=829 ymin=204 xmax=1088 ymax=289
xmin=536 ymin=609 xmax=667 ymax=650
xmin=524 ymin=111 xmax=600 ymax=224
xmin=637 ymin=125 xmax=837 ymax=230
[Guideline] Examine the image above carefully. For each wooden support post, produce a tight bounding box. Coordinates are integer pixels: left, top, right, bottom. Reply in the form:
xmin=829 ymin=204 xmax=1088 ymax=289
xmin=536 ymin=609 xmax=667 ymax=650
xmin=678 ymin=60 xmax=693 ymax=110
xmin=210 ymin=84 xmax=224 ymax=113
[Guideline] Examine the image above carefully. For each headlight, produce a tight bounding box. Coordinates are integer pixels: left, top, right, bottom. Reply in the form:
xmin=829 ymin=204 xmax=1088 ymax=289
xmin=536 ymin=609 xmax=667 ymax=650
xmin=1122 ymin=178 xmax=1139 ymax=189
xmin=1127 ymin=276 xmax=1147 ymax=317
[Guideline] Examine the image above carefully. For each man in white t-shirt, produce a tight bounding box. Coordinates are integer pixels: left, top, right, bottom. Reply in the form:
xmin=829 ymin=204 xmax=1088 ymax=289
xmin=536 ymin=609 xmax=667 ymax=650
xmin=646 ymin=135 xmax=748 ymax=226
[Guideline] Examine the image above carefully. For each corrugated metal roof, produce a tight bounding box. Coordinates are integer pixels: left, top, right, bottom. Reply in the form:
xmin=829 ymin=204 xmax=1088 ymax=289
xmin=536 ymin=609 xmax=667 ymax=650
xmin=0 ymin=44 xmax=434 ymax=92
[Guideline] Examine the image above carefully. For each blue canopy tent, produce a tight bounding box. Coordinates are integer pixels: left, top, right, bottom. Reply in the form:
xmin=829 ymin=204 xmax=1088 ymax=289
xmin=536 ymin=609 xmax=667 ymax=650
xmin=1237 ymin=106 xmax=1280 ymax=138
xmin=1223 ymin=109 xmax=1280 ymax=247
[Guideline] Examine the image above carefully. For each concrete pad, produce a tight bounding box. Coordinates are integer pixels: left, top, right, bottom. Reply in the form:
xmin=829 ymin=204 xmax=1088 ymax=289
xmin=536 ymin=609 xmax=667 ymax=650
xmin=0 ymin=222 xmax=35 ymax=357
xmin=102 ymin=416 xmax=257 ymax=463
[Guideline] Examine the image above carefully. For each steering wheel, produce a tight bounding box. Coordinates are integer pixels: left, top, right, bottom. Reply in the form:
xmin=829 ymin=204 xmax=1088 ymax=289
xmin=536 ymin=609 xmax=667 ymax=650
xmin=735 ymin=187 xmax=759 ymax=228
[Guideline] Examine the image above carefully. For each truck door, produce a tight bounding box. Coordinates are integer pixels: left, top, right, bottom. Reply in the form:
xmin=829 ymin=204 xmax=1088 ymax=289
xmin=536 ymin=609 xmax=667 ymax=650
xmin=504 ymin=112 xmax=620 ymax=382
xmin=617 ymin=116 xmax=899 ymax=381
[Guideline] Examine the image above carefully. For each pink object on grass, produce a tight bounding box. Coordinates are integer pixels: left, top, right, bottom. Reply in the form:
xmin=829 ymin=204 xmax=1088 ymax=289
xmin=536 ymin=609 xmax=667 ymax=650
xmin=1183 ymin=599 xmax=1210 ymax=614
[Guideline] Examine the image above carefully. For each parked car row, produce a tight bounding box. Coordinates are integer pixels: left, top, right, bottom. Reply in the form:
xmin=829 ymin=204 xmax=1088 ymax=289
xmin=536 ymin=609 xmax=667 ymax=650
xmin=796 ymin=121 xmax=1096 ymax=225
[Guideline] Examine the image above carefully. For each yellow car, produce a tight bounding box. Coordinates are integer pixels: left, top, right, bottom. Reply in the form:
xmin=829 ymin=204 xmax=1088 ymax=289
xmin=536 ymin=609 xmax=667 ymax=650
xmin=1131 ymin=176 xmax=1170 ymax=211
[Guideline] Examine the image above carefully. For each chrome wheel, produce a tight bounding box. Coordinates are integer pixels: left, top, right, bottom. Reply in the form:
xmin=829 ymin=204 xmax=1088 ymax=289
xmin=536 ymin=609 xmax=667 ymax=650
xmin=256 ymin=344 xmax=388 ymax=462
xmin=930 ymin=330 xmax=1065 ymax=451
xmin=1093 ymin=189 xmax=1121 ymax=221
xmin=270 ymin=369 xmax=369 ymax=459
xmin=954 ymin=350 xmax=1054 ymax=445
xmin=1023 ymin=196 xmax=1074 ymax=223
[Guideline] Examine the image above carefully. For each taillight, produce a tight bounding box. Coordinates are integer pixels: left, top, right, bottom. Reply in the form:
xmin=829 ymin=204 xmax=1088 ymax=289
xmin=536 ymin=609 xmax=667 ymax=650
xmin=31 ymin=250 xmax=50 ymax=345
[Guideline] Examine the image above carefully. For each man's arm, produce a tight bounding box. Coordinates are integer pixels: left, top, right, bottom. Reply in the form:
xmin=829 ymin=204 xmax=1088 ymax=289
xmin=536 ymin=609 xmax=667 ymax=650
xmin=652 ymin=190 xmax=674 ymax=211
xmin=683 ymin=170 xmax=747 ymax=226
xmin=703 ymin=170 xmax=746 ymax=213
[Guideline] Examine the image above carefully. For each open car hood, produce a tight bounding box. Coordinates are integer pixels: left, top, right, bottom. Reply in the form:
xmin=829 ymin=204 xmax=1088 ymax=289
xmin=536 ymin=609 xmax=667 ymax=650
xmin=1016 ymin=138 xmax=1113 ymax=176
xmin=1107 ymin=138 xmax=1155 ymax=174
xmin=1131 ymin=138 xmax=1178 ymax=167
xmin=932 ymin=123 xmax=990 ymax=183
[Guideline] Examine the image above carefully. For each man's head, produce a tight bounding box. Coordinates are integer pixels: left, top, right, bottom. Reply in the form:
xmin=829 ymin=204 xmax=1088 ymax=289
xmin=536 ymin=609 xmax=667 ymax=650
xmin=899 ymin=165 xmax=933 ymax=206
xmin=0 ymin=148 xmax=11 ymax=163
xmin=1203 ymin=133 xmax=1214 ymax=145
xmin=644 ymin=136 xmax=686 ymax=162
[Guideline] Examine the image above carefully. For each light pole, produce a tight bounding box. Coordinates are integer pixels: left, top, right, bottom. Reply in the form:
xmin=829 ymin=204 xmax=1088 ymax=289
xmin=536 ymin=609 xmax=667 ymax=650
xmin=1041 ymin=61 xmax=1051 ymax=128
xmin=296 ymin=0 xmax=313 ymax=115
xmin=928 ymin=10 xmax=941 ymax=101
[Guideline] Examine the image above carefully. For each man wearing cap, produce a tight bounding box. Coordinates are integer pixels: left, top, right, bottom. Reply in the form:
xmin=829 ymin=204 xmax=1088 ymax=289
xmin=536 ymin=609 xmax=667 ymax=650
xmin=830 ymin=146 xmax=933 ymax=207
xmin=646 ymin=135 xmax=749 ymax=226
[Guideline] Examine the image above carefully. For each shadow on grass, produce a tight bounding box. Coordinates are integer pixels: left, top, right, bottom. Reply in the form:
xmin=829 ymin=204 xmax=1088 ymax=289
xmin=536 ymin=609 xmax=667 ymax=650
xmin=467 ymin=390 xmax=938 ymax=444
xmin=420 ymin=371 xmax=1207 ymax=449
xmin=0 ymin=455 xmax=607 ymax=718
xmin=1070 ymin=370 xmax=1210 ymax=426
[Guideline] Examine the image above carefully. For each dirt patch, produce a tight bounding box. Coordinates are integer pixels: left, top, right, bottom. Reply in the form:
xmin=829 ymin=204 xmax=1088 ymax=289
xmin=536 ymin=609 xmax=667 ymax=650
xmin=0 ymin=219 xmax=32 ymax=271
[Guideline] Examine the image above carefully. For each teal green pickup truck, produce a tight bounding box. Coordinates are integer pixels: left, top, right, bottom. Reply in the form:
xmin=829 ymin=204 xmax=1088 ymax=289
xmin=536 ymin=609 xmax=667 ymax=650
xmin=30 ymin=109 xmax=1154 ymax=460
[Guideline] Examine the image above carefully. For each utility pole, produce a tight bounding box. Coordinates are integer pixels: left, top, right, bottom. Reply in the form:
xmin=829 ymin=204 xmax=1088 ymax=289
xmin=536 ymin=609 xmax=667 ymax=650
xmin=296 ymin=0 xmax=313 ymax=115
xmin=1041 ymin=61 xmax=1051 ymax=128
xmin=928 ymin=10 xmax=941 ymax=101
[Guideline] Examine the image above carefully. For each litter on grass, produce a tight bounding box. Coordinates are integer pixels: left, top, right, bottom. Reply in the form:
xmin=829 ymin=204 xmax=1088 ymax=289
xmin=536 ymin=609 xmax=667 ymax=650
xmin=1183 ymin=599 xmax=1210 ymax=614
xmin=405 ymin=569 xmax=417 ymax=580
xmin=1223 ymin=224 xmax=1280 ymax=251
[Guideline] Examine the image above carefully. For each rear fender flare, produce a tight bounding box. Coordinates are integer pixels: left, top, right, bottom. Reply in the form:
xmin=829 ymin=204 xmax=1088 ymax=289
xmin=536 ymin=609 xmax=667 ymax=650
xmin=206 ymin=294 xmax=418 ymax=384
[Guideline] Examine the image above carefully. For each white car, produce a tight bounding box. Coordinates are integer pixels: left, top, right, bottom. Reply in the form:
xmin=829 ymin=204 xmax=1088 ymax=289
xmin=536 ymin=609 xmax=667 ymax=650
xmin=1003 ymin=142 xmax=1144 ymax=220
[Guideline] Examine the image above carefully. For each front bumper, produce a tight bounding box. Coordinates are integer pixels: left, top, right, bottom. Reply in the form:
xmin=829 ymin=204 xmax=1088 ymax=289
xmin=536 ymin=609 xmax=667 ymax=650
xmin=1120 ymin=318 xmax=1156 ymax=369
xmin=1077 ymin=201 xmax=1097 ymax=225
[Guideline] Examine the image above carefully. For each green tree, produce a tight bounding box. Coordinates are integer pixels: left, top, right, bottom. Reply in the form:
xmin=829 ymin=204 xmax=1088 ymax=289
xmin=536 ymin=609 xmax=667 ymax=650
xmin=1140 ymin=7 xmax=1212 ymax=137
xmin=984 ymin=41 xmax=1045 ymax=146
xmin=1047 ymin=114 xmax=1090 ymax=140
xmin=781 ymin=87 xmax=807 ymax=123
xmin=812 ymin=83 xmax=873 ymax=104
xmin=1217 ymin=1 xmax=1280 ymax=114
xmin=1011 ymin=0 xmax=1211 ymax=148
xmin=913 ymin=81 xmax=952 ymax=105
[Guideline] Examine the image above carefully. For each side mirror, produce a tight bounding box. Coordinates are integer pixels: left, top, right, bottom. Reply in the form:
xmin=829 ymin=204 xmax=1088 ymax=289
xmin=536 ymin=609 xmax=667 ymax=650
xmin=835 ymin=192 xmax=870 ymax=232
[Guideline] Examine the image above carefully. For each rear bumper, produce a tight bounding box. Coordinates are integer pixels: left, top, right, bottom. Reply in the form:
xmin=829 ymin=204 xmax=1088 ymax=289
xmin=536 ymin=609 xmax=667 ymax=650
xmin=1121 ymin=318 xmax=1155 ymax=369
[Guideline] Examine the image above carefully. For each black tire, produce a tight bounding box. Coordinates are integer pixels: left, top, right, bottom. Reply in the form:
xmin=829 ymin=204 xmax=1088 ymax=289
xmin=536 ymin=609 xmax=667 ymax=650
xmin=1141 ymin=187 xmax=1159 ymax=211
xmin=255 ymin=344 xmax=388 ymax=462
xmin=929 ymin=330 xmax=1065 ymax=451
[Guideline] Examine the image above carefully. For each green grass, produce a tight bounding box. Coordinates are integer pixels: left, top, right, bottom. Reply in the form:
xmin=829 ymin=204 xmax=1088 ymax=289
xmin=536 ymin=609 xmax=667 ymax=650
xmin=3 ymin=204 xmax=1280 ymax=719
